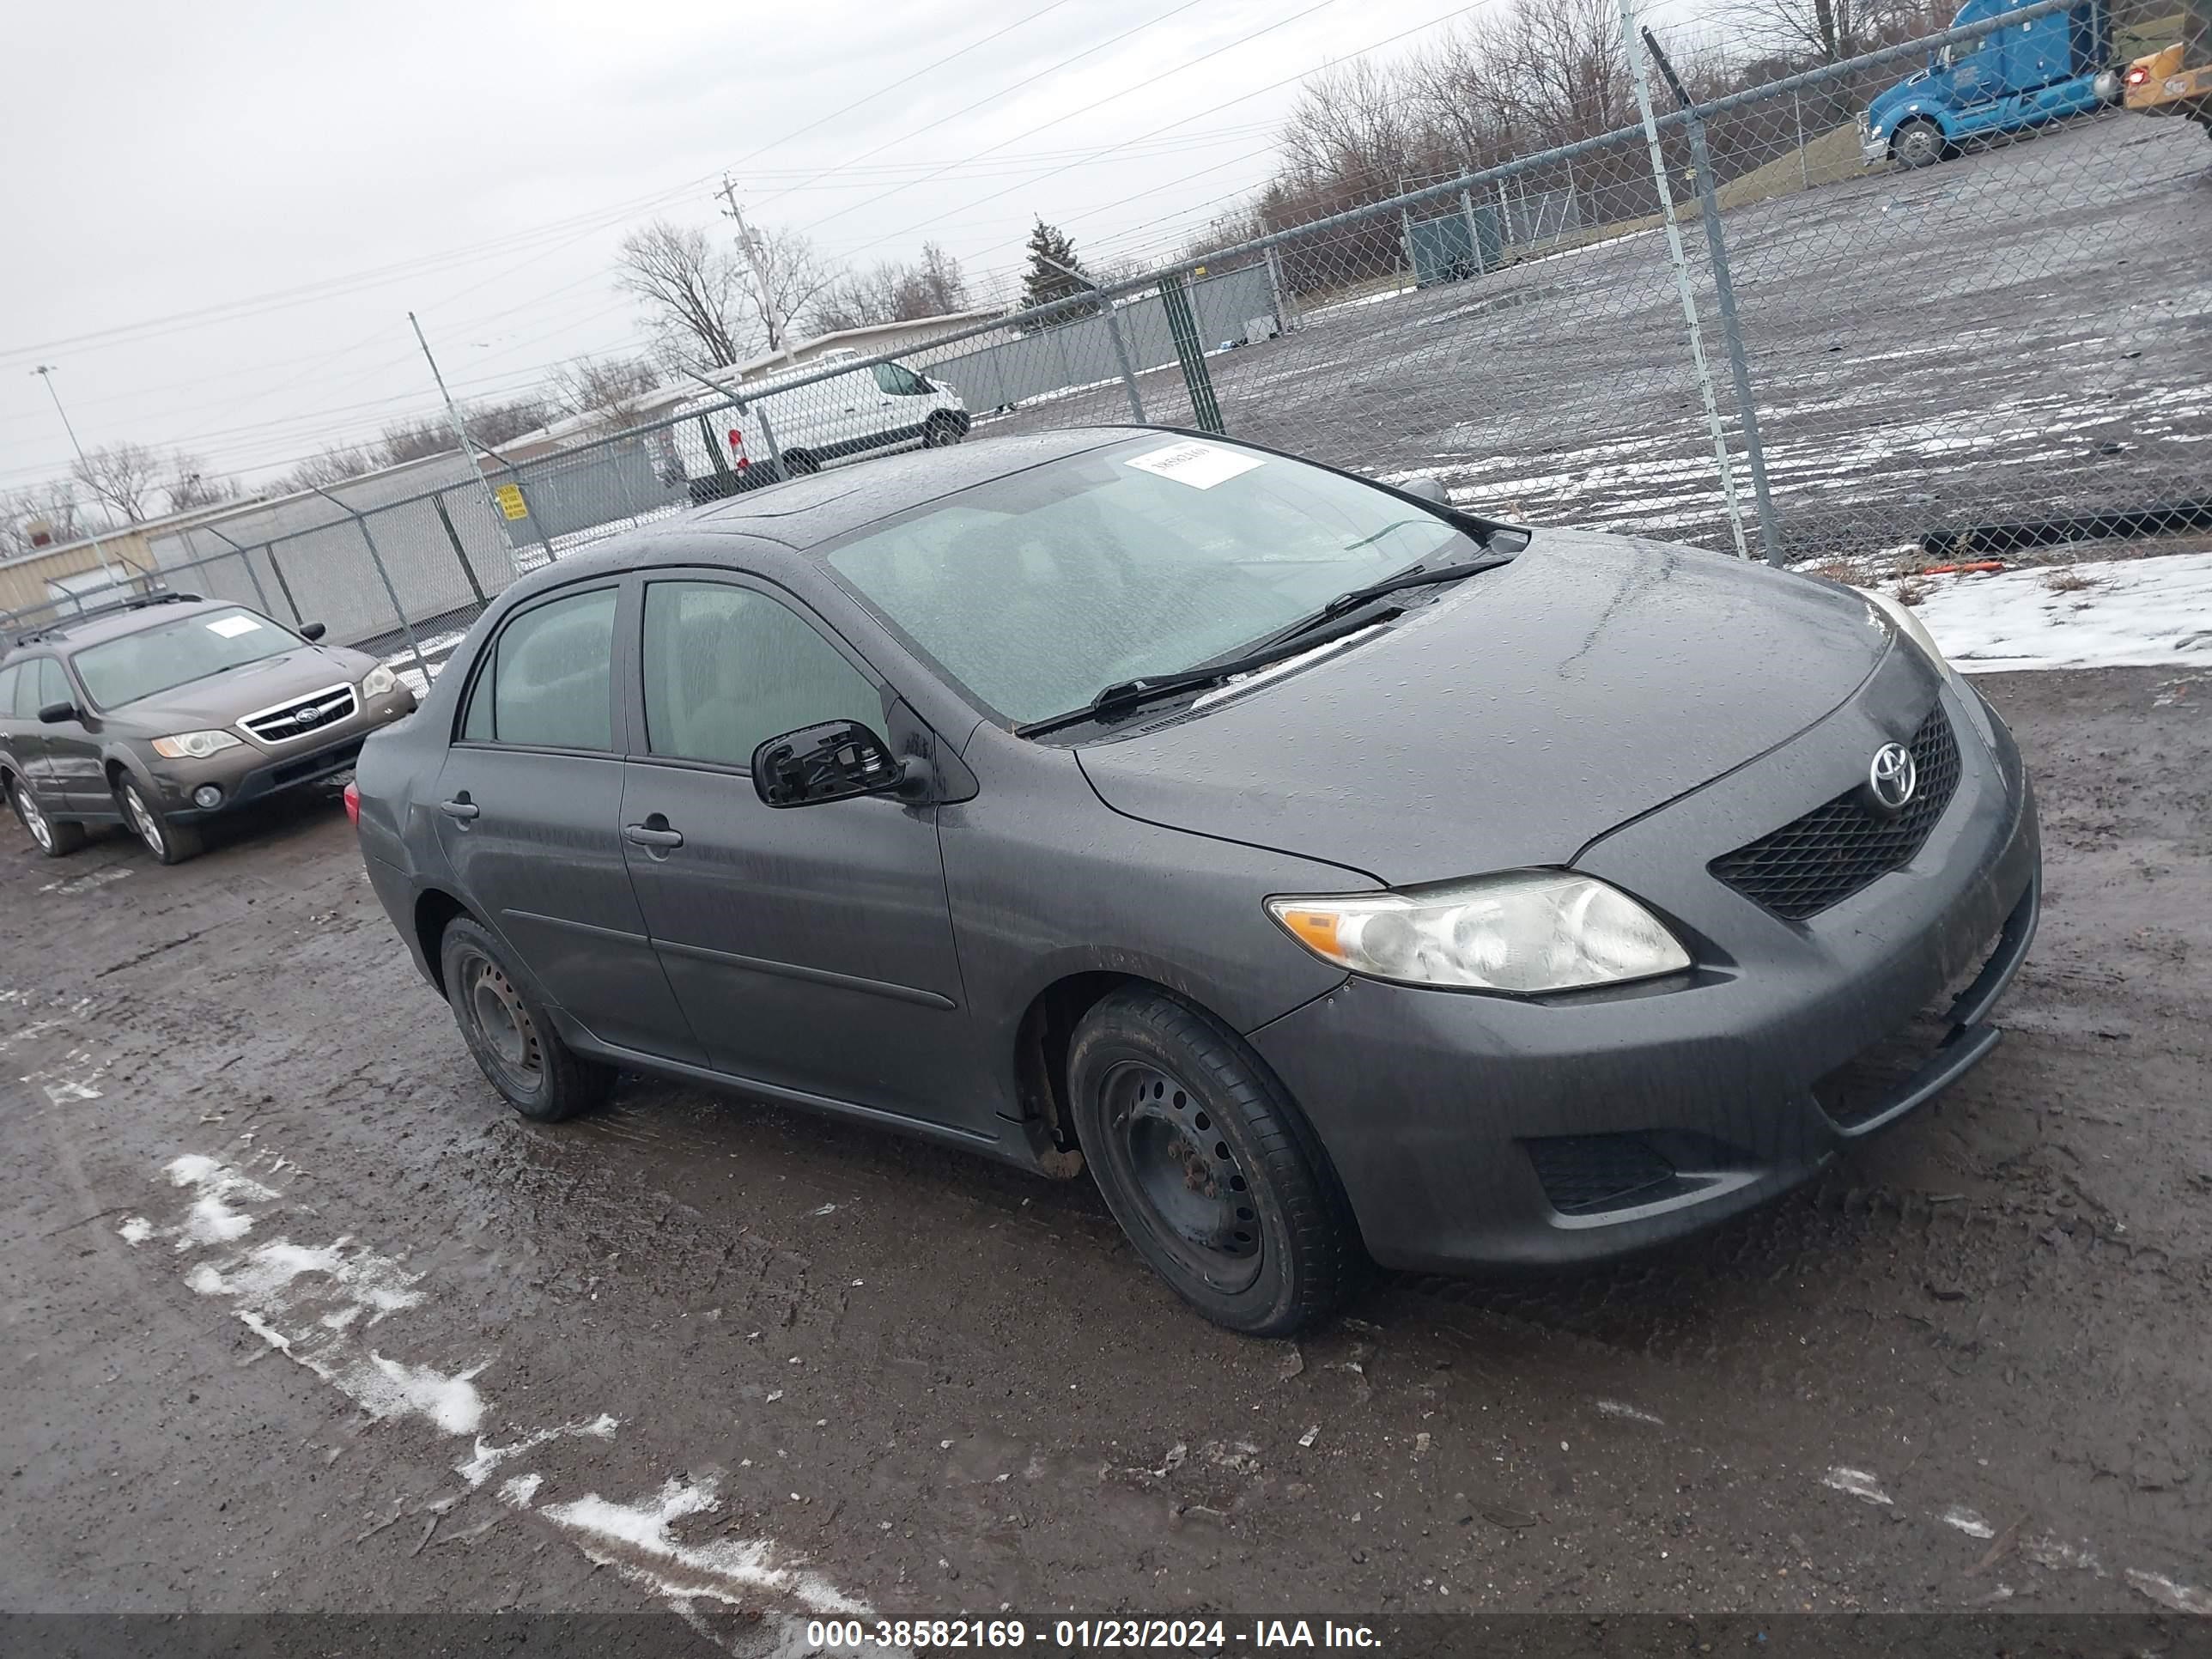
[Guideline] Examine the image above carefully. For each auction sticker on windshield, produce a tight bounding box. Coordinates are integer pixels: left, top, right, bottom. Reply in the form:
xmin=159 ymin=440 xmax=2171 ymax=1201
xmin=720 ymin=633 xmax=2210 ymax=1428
xmin=1126 ymin=441 xmax=1264 ymax=489
xmin=206 ymin=616 xmax=262 ymax=638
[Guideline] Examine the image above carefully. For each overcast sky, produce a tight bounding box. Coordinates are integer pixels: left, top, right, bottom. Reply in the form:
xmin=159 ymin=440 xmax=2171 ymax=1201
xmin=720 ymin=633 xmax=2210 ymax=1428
xmin=0 ymin=0 xmax=1477 ymax=500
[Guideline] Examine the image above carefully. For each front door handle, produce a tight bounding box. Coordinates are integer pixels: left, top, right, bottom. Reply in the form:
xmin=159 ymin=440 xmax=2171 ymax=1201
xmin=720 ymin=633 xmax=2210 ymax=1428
xmin=439 ymin=798 xmax=479 ymax=821
xmin=623 ymin=822 xmax=684 ymax=850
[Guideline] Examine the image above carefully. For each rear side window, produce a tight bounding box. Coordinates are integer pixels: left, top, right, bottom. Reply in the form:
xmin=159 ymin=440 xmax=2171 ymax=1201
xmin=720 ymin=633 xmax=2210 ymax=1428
xmin=641 ymin=581 xmax=879 ymax=769
xmin=460 ymin=588 xmax=618 ymax=750
xmin=872 ymin=362 xmax=930 ymax=396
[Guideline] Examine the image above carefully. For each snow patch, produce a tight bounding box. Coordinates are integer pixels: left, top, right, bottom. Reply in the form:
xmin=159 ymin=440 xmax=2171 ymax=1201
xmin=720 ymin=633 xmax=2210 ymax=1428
xmin=538 ymin=1475 xmax=871 ymax=1617
xmin=457 ymin=1413 xmax=621 ymax=1488
xmin=2124 ymin=1568 xmax=2212 ymax=1614
xmin=1595 ymin=1400 xmax=1665 ymax=1426
xmin=1820 ymin=1467 xmax=1893 ymax=1506
xmin=117 ymin=1217 xmax=152 ymax=1245
xmin=1871 ymin=552 xmax=2212 ymax=673
xmin=1941 ymin=1505 xmax=1996 ymax=1540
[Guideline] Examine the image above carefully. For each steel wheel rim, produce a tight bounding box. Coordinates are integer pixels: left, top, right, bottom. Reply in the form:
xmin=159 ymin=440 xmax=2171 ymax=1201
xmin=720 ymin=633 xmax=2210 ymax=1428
xmin=124 ymin=786 xmax=164 ymax=855
xmin=1102 ymin=1060 xmax=1262 ymax=1293
xmin=16 ymin=785 xmax=51 ymax=850
xmin=462 ymin=951 xmax=542 ymax=1092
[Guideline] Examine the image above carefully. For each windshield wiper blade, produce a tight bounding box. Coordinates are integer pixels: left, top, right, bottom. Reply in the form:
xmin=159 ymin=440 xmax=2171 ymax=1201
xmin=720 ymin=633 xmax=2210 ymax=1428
xmin=1289 ymin=556 xmax=1505 ymax=638
xmin=1018 ymin=611 xmax=1390 ymax=738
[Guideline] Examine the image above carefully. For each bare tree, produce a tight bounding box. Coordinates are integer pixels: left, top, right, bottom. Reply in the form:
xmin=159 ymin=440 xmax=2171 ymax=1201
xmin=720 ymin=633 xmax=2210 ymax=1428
xmin=1735 ymin=0 xmax=1942 ymax=64
xmin=808 ymin=243 xmax=975 ymax=335
xmin=0 ymin=483 xmax=89 ymax=556
xmin=71 ymin=441 xmax=166 ymax=523
xmin=165 ymin=455 xmax=240 ymax=514
xmin=617 ymin=220 xmax=746 ymax=370
xmin=726 ymin=220 xmax=839 ymax=360
xmin=278 ymin=446 xmax=377 ymax=494
xmin=548 ymin=354 xmax=663 ymax=422
xmin=380 ymin=397 xmax=550 ymax=468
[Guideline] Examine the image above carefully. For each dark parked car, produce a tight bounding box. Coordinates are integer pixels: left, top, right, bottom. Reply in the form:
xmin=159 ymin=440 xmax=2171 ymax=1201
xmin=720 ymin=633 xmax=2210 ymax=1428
xmin=351 ymin=429 xmax=2039 ymax=1335
xmin=1 ymin=592 xmax=417 ymax=865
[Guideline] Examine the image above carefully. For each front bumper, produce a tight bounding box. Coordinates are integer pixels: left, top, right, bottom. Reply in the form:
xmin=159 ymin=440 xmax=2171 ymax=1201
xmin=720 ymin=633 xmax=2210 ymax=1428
xmin=148 ymin=686 xmax=417 ymax=821
xmin=1249 ymin=673 xmax=2040 ymax=1273
xmin=1861 ymin=133 xmax=1890 ymax=165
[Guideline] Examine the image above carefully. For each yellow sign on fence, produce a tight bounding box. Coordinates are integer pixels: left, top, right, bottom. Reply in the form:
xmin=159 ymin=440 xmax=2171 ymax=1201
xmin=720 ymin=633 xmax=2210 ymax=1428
xmin=494 ymin=483 xmax=528 ymax=521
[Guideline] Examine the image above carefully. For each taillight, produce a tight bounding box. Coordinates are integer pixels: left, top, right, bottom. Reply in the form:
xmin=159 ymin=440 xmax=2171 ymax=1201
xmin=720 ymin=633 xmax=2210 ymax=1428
xmin=343 ymin=781 xmax=361 ymax=826
xmin=726 ymin=427 xmax=749 ymax=471
xmin=2125 ymin=64 xmax=2149 ymax=85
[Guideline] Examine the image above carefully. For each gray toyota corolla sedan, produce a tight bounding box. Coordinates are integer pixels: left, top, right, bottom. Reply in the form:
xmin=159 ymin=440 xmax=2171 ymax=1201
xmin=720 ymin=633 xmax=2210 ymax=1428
xmin=352 ymin=428 xmax=2039 ymax=1336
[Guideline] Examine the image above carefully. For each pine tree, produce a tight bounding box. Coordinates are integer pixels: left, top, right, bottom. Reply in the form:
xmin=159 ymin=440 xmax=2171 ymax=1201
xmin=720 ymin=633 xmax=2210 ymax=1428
xmin=1020 ymin=218 xmax=1085 ymax=313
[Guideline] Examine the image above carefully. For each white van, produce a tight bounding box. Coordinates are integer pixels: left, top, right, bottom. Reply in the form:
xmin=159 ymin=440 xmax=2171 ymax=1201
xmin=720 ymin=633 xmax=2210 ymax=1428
xmin=654 ymin=350 xmax=971 ymax=503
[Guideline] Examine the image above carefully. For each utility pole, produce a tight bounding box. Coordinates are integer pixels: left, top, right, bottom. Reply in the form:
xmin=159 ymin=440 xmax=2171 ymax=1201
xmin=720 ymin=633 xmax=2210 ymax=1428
xmin=29 ymin=365 xmax=120 ymax=591
xmin=718 ymin=175 xmax=790 ymax=362
xmin=410 ymin=312 xmax=515 ymax=539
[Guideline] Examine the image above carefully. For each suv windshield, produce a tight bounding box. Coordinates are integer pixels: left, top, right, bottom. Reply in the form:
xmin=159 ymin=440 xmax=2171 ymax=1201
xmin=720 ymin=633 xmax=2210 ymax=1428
xmin=824 ymin=437 xmax=1471 ymax=726
xmin=70 ymin=607 xmax=301 ymax=710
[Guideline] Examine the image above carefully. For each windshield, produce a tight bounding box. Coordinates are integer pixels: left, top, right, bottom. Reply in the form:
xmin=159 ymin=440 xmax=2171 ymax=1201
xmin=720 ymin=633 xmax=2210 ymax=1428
xmin=70 ymin=607 xmax=301 ymax=709
xmin=823 ymin=437 xmax=1471 ymax=726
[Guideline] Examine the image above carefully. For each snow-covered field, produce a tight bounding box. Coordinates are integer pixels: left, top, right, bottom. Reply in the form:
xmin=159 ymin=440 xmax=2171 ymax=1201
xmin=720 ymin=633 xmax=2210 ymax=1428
xmin=1872 ymin=551 xmax=2212 ymax=674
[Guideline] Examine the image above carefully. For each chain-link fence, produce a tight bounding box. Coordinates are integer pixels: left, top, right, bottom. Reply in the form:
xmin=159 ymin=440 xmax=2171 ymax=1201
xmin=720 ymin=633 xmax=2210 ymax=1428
xmin=114 ymin=1 xmax=2209 ymax=691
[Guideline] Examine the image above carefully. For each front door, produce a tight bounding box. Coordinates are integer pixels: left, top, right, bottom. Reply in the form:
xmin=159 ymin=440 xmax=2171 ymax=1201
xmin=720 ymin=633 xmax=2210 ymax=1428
xmin=436 ymin=581 xmax=703 ymax=1066
xmin=39 ymin=658 xmax=108 ymax=812
xmin=617 ymin=574 xmax=981 ymax=1130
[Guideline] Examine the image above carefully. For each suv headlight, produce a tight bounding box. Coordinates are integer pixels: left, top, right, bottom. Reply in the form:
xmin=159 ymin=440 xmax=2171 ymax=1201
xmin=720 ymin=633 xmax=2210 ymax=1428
xmin=1267 ymin=871 xmax=1691 ymax=994
xmin=151 ymin=729 xmax=244 ymax=760
xmin=361 ymin=664 xmax=399 ymax=698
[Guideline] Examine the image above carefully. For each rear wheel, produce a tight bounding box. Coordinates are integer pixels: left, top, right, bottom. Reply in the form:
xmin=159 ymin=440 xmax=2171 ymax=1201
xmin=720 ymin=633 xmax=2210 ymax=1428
xmin=922 ymin=412 xmax=965 ymax=447
xmin=12 ymin=778 xmax=85 ymax=858
xmin=118 ymin=778 xmax=202 ymax=865
xmin=782 ymin=449 xmax=821 ymax=476
xmin=1892 ymin=119 xmax=1945 ymax=168
xmin=1067 ymin=988 xmax=1358 ymax=1336
xmin=440 ymin=917 xmax=612 ymax=1122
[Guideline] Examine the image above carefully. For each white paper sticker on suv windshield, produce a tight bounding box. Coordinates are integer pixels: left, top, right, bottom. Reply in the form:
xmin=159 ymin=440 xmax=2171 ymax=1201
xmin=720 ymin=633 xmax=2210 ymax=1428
xmin=206 ymin=616 xmax=262 ymax=638
xmin=1125 ymin=441 xmax=1262 ymax=490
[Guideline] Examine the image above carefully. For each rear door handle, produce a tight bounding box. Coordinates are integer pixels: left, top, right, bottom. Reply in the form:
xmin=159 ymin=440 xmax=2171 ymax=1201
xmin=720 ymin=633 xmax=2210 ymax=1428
xmin=623 ymin=823 xmax=684 ymax=849
xmin=439 ymin=799 xmax=479 ymax=821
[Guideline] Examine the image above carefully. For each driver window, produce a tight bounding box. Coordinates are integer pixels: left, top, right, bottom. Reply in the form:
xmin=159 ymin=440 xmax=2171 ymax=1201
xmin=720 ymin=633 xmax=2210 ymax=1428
xmin=642 ymin=581 xmax=882 ymax=769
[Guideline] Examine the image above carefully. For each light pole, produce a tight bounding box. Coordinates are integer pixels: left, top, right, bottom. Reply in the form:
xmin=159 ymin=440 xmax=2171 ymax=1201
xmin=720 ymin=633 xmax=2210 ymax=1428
xmin=29 ymin=365 xmax=120 ymax=592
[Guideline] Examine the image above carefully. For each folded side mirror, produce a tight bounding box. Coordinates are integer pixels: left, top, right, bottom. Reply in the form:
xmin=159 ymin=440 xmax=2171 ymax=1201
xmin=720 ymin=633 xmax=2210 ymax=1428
xmin=37 ymin=702 xmax=76 ymax=725
xmin=1400 ymin=477 xmax=1450 ymax=507
xmin=300 ymin=622 xmax=328 ymax=641
xmin=751 ymin=720 xmax=917 ymax=808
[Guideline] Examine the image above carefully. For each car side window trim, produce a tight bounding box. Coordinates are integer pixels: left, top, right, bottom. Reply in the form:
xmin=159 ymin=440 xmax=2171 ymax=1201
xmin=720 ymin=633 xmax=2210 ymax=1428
xmin=625 ymin=568 xmax=890 ymax=777
xmin=451 ymin=580 xmax=628 ymax=757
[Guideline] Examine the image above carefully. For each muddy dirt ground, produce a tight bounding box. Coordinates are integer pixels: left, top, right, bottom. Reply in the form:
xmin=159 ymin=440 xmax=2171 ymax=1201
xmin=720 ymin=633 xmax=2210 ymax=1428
xmin=3 ymin=665 xmax=2209 ymax=1645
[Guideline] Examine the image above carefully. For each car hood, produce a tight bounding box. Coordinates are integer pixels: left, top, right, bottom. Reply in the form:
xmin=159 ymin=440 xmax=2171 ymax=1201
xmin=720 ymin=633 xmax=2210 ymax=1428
xmin=1073 ymin=531 xmax=1887 ymax=886
xmin=108 ymin=646 xmax=374 ymax=736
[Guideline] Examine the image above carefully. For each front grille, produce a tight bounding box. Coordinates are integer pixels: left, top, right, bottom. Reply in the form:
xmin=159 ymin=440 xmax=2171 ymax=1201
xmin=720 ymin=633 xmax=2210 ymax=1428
xmin=241 ymin=682 xmax=357 ymax=744
xmin=1524 ymin=1133 xmax=1678 ymax=1216
xmin=1711 ymin=702 xmax=1961 ymax=921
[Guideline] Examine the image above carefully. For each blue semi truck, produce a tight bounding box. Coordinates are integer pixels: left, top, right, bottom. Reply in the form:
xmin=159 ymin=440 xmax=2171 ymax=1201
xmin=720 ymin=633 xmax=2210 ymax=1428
xmin=1860 ymin=0 xmax=2124 ymax=167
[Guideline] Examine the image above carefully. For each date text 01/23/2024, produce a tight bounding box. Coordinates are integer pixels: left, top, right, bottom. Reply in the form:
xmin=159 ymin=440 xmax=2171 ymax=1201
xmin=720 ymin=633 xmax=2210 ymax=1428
xmin=803 ymin=1619 xmax=1383 ymax=1651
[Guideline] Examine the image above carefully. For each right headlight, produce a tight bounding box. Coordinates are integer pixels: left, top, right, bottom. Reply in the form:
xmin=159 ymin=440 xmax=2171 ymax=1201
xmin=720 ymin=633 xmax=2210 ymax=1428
xmin=150 ymin=729 xmax=243 ymax=760
xmin=1267 ymin=871 xmax=1691 ymax=994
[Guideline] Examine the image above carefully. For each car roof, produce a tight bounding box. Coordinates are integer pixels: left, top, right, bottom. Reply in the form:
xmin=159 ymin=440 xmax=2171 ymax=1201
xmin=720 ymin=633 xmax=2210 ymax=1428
xmin=526 ymin=428 xmax=1145 ymax=592
xmin=3 ymin=594 xmax=234 ymax=660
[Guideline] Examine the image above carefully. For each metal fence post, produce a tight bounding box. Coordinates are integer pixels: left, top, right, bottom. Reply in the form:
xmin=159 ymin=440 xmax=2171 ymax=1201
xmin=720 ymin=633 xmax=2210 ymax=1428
xmin=1645 ymin=29 xmax=1785 ymax=568
xmin=311 ymin=487 xmax=429 ymax=686
xmin=1794 ymin=90 xmax=1810 ymax=191
xmin=1159 ymin=270 xmax=1224 ymax=435
xmin=1619 ymin=0 xmax=1753 ymax=561
xmin=503 ymin=465 xmax=559 ymax=566
xmin=1265 ymin=245 xmax=1294 ymax=334
xmin=430 ymin=491 xmax=489 ymax=607
xmin=263 ymin=544 xmax=304 ymax=626
xmin=1096 ymin=290 xmax=1148 ymax=423
xmin=195 ymin=524 xmax=276 ymax=617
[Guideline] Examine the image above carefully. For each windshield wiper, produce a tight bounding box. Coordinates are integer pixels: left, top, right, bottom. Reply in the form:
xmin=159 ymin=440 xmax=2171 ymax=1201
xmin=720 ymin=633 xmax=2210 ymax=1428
xmin=1018 ymin=611 xmax=1391 ymax=738
xmin=1275 ymin=556 xmax=1507 ymax=643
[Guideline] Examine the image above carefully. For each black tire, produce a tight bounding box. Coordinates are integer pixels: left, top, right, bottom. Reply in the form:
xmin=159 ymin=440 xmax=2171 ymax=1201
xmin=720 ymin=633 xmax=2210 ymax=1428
xmin=11 ymin=777 xmax=85 ymax=858
xmin=439 ymin=917 xmax=612 ymax=1122
xmin=1892 ymin=119 xmax=1945 ymax=169
xmin=921 ymin=412 xmax=965 ymax=447
xmin=1067 ymin=988 xmax=1358 ymax=1336
xmin=782 ymin=449 xmax=821 ymax=476
xmin=117 ymin=778 xmax=203 ymax=865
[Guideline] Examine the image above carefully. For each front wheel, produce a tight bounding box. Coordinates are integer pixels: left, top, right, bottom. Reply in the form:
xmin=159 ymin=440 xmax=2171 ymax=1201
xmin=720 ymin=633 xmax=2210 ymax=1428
xmin=1067 ymin=988 xmax=1358 ymax=1336
xmin=12 ymin=778 xmax=85 ymax=858
xmin=118 ymin=778 xmax=202 ymax=865
xmin=440 ymin=917 xmax=612 ymax=1122
xmin=1892 ymin=119 xmax=1945 ymax=169
xmin=921 ymin=412 xmax=966 ymax=447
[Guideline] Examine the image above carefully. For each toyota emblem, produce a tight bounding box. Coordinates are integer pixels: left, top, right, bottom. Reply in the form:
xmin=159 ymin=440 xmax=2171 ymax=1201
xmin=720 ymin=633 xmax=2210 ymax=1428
xmin=1868 ymin=741 xmax=1917 ymax=813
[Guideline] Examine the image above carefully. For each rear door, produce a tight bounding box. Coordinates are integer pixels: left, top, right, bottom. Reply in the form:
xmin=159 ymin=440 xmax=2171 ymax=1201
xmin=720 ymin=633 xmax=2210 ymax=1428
xmin=0 ymin=667 xmax=41 ymax=806
xmin=40 ymin=658 xmax=107 ymax=811
xmin=434 ymin=581 xmax=705 ymax=1066
xmin=616 ymin=572 xmax=984 ymax=1130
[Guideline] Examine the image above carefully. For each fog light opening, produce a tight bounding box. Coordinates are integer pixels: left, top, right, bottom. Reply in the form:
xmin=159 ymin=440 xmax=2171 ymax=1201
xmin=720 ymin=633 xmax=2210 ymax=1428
xmin=192 ymin=784 xmax=223 ymax=811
